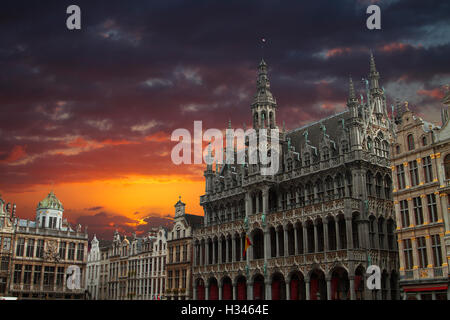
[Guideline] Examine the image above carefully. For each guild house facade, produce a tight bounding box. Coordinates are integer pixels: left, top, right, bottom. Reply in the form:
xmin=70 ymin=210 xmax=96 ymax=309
xmin=392 ymin=93 xmax=450 ymax=300
xmin=166 ymin=198 xmax=202 ymax=300
xmin=0 ymin=191 xmax=88 ymax=299
xmin=192 ymin=56 xmax=399 ymax=300
xmin=87 ymin=226 xmax=168 ymax=300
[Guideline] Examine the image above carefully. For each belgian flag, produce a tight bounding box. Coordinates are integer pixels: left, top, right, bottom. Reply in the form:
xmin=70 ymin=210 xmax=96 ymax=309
xmin=243 ymin=234 xmax=252 ymax=257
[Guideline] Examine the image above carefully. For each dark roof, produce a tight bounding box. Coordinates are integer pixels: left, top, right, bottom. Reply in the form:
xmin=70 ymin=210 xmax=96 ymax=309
xmin=287 ymin=110 xmax=350 ymax=153
xmin=185 ymin=214 xmax=203 ymax=228
xmin=98 ymin=239 xmax=113 ymax=249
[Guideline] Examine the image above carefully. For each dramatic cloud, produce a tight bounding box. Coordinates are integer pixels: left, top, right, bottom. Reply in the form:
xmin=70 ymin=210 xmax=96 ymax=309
xmin=1 ymin=0 xmax=449 ymax=239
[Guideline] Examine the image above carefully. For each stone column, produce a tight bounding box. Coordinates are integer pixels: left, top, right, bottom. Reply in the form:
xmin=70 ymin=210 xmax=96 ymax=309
xmin=284 ymin=227 xmax=289 ymax=256
xmin=205 ymin=284 xmax=209 ymax=300
xmin=193 ymin=286 xmax=197 ymax=300
xmin=265 ymin=280 xmax=271 ymax=300
xmin=212 ymin=241 xmax=216 ymax=264
xmin=256 ymin=193 xmax=260 ymax=214
xmin=245 ymin=192 xmax=251 ymax=217
xmin=218 ymin=239 xmax=223 ymax=264
xmin=323 ymin=221 xmax=329 ymax=251
xmin=275 ymin=229 xmax=280 ymax=257
xmin=264 ymin=229 xmax=271 ymax=261
xmin=313 ymin=222 xmax=318 ymax=252
xmin=286 ymin=281 xmax=290 ymax=300
xmin=326 ymin=278 xmax=332 ymax=300
xmin=294 ymin=225 xmax=298 ymax=254
xmin=232 ymin=236 xmax=237 ymax=262
xmin=205 ymin=242 xmax=210 ymax=265
xmin=305 ymin=280 xmax=310 ymax=300
xmin=349 ymin=277 xmax=355 ymax=300
xmin=218 ymin=283 xmax=223 ymax=300
xmin=226 ymin=238 xmax=231 ymax=263
xmin=425 ymin=235 xmax=433 ymax=268
xmin=303 ymin=225 xmax=309 ymax=253
xmin=232 ymin=282 xmax=236 ymax=300
xmin=247 ymin=282 xmax=253 ymax=300
xmin=346 ymin=217 xmax=353 ymax=249
xmin=403 ymin=162 xmax=410 ymax=188
xmin=335 ymin=219 xmax=341 ymax=250
xmin=262 ymin=187 xmax=269 ymax=216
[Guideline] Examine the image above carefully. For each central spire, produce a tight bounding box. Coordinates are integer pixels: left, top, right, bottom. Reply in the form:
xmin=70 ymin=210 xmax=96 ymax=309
xmin=252 ymin=59 xmax=277 ymax=129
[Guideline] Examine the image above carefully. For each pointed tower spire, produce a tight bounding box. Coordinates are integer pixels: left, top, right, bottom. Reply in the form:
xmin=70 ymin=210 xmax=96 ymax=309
xmin=370 ymin=51 xmax=377 ymax=74
xmin=349 ymin=76 xmax=356 ymax=100
xmin=347 ymin=76 xmax=359 ymax=118
xmin=252 ymin=59 xmax=277 ymax=129
xmin=368 ymin=51 xmax=380 ymax=90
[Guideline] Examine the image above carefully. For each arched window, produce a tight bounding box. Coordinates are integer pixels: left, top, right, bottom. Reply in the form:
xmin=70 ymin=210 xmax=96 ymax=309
xmin=422 ymin=136 xmax=427 ymax=146
xmin=407 ymin=134 xmax=415 ymax=151
xmin=396 ymin=145 xmax=401 ymax=155
xmin=445 ymin=154 xmax=450 ymax=180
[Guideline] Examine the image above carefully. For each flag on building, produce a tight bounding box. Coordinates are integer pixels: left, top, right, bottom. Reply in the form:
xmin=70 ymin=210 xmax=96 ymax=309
xmin=243 ymin=234 xmax=252 ymax=257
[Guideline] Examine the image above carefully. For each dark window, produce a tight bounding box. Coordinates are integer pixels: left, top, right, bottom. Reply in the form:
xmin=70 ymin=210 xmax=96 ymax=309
xmin=431 ymin=235 xmax=443 ymax=266
xmin=33 ymin=266 xmax=41 ymax=285
xmin=422 ymin=136 xmax=427 ymax=146
xmin=26 ymin=239 xmax=34 ymax=257
xmin=396 ymin=164 xmax=406 ymax=189
xmin=16 ymin=238 xmax=25 ymax=257
xmin=400 ymin=200 xmax=410 ymax=228
xmin=77 ymin=243 xmax=84 ymax=261
xmin=404 ymin=239 xmax=413 ymax=270
xmin=417 ymin=237 xmax=428 ymax=268
xmin=68 ymin=243 xmax=75 ymax=260
xmin=36 ymin=239 xmax=44 ymax=258
xmin=423 ymin=156 xmax=433 ymax=183
xmin=413 ymin=197 xmax=424 ymax=225
xmin=409 ymin=160 xmax=419 ymax=186
xmin=444 ymin=154 xmax=450 ymax=180
xmin=427 ymin=194 xmax=438 ymax=223
xmin=59 ymin=242 xmax=66 ymax=260
xmin=13 ymin=264 xmax=22 ymax=284
xmin=23 ymin=265 xmax=32 ymax=284
xmin=407 ymin=134 xmax=415 ymax=151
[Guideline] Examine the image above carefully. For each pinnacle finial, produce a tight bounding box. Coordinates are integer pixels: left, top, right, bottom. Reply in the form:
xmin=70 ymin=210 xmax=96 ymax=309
xmin=228 ymin=119 xmax=232 ymax=129
xmin=370 ymin=51 xmax=377 ymax=73
xmin=349 ymin=76 xmax=356 ymax=100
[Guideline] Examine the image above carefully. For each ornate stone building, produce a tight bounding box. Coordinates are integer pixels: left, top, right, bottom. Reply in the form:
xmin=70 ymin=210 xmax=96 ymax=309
xmin=5 ymin=191 xmax=88 ymax=299
xmin=96 ymin=226 xmax=168 ymax=300
xmin=0 ymin=196 xmax=15 ymax=296
xmin=166 ymin=197 xmax=202 ymax=300
xmin=192 ymin=56 xmax=399 ymax=300
xmin=392 ymin=95 xmax=450 ymax=299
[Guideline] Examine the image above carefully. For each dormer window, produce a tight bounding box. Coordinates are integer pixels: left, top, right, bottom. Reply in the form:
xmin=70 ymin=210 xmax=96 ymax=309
xmin=323 ymin=147 xmax=329 ymax=161
xmin=304 ymin=153 xmax=310 ymax=166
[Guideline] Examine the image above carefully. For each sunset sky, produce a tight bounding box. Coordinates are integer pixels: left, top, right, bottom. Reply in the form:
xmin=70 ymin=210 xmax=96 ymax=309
xmin=1 ymin=0 xmax=449 ymax=240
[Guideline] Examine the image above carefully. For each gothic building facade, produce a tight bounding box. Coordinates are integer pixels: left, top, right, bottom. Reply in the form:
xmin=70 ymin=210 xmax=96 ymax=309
xmin=192 ymin=56 xmax=399 ymax=300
